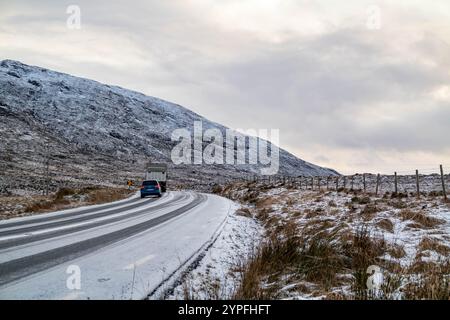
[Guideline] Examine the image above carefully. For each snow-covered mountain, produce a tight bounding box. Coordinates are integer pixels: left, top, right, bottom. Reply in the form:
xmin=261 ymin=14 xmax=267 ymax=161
xmin=0 ymin=60 xmax=337 ymax=194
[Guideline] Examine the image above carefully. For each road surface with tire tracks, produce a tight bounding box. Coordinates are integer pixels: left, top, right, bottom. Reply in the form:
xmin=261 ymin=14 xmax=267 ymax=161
xmin=0 ymin=191 xmax=236 ymax=299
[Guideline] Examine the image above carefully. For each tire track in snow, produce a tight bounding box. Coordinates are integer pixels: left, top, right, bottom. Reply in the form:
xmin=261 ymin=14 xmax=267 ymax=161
xmin=0 ymin=193 xmax=206 ymax=286
xmin=0 ymin=193 xmax=185 ymax=250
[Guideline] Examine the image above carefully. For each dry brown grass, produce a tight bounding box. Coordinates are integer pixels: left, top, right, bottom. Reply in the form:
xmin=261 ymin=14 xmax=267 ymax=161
xmin=304 ymin=208 xmax=322 ymax=219
xmin=235 ymin=208 xmax=252 ymax=218
xmin=211 ymin=184 xmax=223 ymax=194
xmin=255 ymin=197 xmax=277 ymax=209
xmin=241 ymin=191 xmax=260 ymax=204
xmin=255 ymin=208 xmax=271 ymax=222
xmin=23 ymin=187 xmax=133 ymax=215
xmin=344 ymin=227 xmax=387 ymax=299
xmin=404 ymin=260 xmax=450 ymax=300
xmin=302 ymin=219 xmax=335 ymax=237
xmin=418 ymin=237 xmax=450 ymax=256
xmin=388 ymin=244 xmax=406 ymax=259
xmin=233 ymin=226 xmax=302 ymax=299
xmin=297 ymin=230 xmax=346 ymax=290
xmin=233 ymin=218 xmax=349 ymax=299
xmin=217 ymin=182 xmax=450 ymax=300
xmin=360 ymin=204 xmax=380 ymax=220
xmin=328 ymin=200 xmax=337 ymax=207
xmin=291 ymin=210 xmax=303 ymax=217
xmin=376 ymin=218 xmax=394 ymax=233
xmin=286 ymin=197 xmax=297 ymax=206
xmin=351 ymin=196 xmax=371 ymax=205
xmin=399 ymin=209 xmax=445 ymax=229
xmin=234 ymin=220 xmax=392 ymax=299
xmin=389 ymin=200 xmax=408 ymax=209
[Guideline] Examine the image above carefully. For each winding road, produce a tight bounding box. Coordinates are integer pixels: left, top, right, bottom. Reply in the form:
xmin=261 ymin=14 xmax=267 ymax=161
xmin=0 ymin=191 xmax=236 ymax=299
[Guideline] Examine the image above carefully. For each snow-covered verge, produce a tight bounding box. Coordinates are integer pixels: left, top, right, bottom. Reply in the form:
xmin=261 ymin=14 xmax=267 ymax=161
xmin=165 ymin=207 xmax=263 ymax=299
xmin=216 ymin=181 xmax=450 ymax=300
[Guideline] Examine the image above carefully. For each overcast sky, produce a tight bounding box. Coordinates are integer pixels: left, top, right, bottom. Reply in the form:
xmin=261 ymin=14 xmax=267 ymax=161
xmin=1 ymin=0 xmax=449 ymax=174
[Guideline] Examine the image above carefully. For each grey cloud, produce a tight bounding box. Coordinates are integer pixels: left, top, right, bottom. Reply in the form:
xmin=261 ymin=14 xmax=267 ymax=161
xmin=1 ymin=0 xmax=449 ymax=172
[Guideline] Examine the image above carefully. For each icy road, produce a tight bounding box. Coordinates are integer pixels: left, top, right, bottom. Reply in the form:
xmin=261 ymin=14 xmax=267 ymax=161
xmin=0 ymin=191 xmax=237 ymax=299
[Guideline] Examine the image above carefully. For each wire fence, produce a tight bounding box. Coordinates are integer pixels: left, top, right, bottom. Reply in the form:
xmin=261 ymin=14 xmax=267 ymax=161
xmin=233 ymin=164 xmax=449 ymax=200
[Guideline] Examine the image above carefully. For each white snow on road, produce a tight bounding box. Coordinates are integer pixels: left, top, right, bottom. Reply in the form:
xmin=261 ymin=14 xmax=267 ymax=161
xmin=166 ymin=210 xmax=263 ymax=300
xmin=0 ymin=191 xmax=238 ymax=300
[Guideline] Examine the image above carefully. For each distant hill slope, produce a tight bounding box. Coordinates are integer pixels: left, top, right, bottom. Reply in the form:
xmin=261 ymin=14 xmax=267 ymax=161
xmin=0 ymin=59 xmax=337 ymax=194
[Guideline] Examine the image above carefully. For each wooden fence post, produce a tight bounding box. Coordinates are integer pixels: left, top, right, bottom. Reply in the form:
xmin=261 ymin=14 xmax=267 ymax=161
xmin=416 ymin=169 xmax=420 ymax=199
xmin=440 ymin=165 xmax=447 ymax=200
xmin=335 ymin=176 xmax=339 ymax=191
xmin=311 ymin=177 xmax=314 ymax=191
xmin=318 ymin=177 xmax=321 ymax=190
xmin=363 ymin=174 xmax=366 ymax=193
xmin=326 ymin=176 xmax=329 ymax=190
xmin=343 ymin=176 xmax=347 ymax=190
xmin=375 ymin=173 xmax=380 ymax=196
xmin=351 ymin=175 xmax=354 ymax=190
xmin=394 ymin=172 xmax=398 ymax=195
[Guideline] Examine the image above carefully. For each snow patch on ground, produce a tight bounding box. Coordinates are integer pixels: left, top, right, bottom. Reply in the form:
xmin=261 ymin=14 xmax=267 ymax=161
xmin=167 ymin=209 xmax=263 ymax=299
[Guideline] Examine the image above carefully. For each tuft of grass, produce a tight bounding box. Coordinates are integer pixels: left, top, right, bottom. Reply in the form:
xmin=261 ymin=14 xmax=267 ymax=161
xmin=388 ymin=244 xmax=406 ymax=259
xmin=233 ymin=234 xmax=301 ymax=299
xmin=376 ymin=218 xmax=394 ymax=233
xmin=211 ymin=185 xmax=223 ymax=194
xmin=25 ymin=187 xmax=75 ymax=212
xmin=418 ymin=237 xmax=450 ymax=256
xmin=235 ymin=208 xmax=252 ymax=218
xmin=399 ymin=209 xmax=444 ymax=229
xmin=54 ymin=187 xmax=77 ymax=201
xmin=351 ymin=196 xmax=371 ymax=205
xmin=25 ymin=187 xmax=133 ymax=214
xmin=242 ymin=191 xmax=260 ymax=204
xmin=389 ymin=200 xmax=407 ymax=209
xmin=297 ymin=231 xmax=345 ymax=290
xmin=328 ymin=200 xmax=337 ymax=207
xmin=345 ymin=227 xmax=386 ymax=299
xmin=255 ymin=198 xmax=276 ymax=209
xmin=361 ymin=204 xmax=380 ymax=219
xmin=404 ymin=260 xmax=450 ymax=300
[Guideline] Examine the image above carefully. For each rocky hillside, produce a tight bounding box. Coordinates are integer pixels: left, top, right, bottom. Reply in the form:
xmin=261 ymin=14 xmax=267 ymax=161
xmin=0 ymin=60 xmax=337 ymax=195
